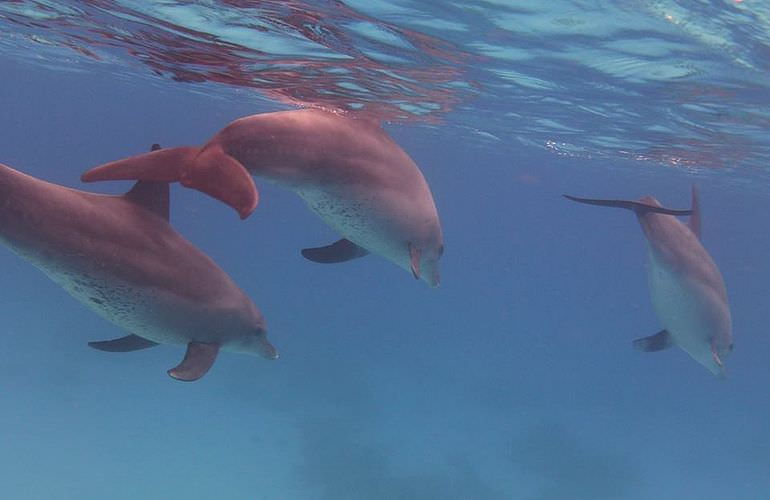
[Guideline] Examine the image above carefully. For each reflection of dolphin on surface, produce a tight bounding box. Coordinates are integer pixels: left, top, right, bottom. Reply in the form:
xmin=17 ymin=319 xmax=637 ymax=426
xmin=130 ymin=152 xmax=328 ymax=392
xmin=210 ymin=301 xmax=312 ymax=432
xmin=0 ymin=145 xmax=277 ymax=382
xmin=565 ymin=187 xmax=733 ymax=376
xmin=81 ymin=109 xmax=445 ymax=286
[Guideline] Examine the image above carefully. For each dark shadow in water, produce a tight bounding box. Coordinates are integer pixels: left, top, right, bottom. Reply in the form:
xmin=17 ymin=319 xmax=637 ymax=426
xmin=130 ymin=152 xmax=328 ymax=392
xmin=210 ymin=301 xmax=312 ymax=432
xmin=510 ymin=421 xmax=639 ymax=500
xmin=297 ymin=417 xmax=506 ymax=500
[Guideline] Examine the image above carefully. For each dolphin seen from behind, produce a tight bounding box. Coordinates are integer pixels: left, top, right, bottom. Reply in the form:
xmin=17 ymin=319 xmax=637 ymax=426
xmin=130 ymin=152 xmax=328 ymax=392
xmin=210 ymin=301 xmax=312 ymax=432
xmin=81 ymin=109 xmax=444 ymax=286
xmin=564 ymin=187 xmax=732 ymax=376
xmin=0 ymin=145 xmax=277 ymax=381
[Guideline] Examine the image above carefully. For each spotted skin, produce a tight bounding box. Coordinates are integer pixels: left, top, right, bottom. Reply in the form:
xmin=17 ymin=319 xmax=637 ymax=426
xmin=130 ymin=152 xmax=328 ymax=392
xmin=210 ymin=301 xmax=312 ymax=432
xmin=83 ymin=109 xmax=444 ymax=286
xmin=0 ymin=161 xmax=277 ymax=380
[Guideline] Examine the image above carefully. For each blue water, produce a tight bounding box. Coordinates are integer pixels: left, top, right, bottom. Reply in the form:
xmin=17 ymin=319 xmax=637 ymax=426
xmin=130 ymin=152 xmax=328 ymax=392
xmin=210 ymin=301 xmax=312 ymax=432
xmin=1 ymin=1 xmax=770 ymax=499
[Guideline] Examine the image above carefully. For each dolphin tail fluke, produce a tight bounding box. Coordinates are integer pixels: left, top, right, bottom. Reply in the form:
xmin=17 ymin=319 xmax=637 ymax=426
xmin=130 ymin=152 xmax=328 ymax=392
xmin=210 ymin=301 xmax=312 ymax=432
xmin=168 ymin=341 xmax=220 ymax=382
xmin=88 ymin=334 xmax=159 ymax=352
xmin=180 ymin=145 xmax=258 ymax=219
xmin=633 ymin=329 xmax=674 ymax=352
xmin=83 ymin=145 xmax=259 ymax=219
xmin=563 ymin=194 xmax=693 ymax=216
xmin=301 ymin=238 xmax=369 ymax=263
xmin=81 ymin=146 xmax=199 ymax=183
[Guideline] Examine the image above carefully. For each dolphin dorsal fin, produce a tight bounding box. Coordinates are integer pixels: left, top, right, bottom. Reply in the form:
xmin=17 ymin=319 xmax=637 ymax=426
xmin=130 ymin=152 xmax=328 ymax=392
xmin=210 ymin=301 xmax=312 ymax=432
xmin=125 ymin=180 xmax=170 ymax=221
xmin=688 ymin=185 xmax=701 ymax=239
xmin=123 ymin=143 xmax=170 ymax=221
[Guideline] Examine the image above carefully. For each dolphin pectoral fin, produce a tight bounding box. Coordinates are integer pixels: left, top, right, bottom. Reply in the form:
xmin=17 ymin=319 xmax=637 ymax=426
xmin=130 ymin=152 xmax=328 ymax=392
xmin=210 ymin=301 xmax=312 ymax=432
xmin=632 ymin=329 xmax=674 ymax=352
xmin=181 ymin=145 xmax=258 ymax=219
xmin=688 ymin=184 xmax=701 ymax=238
xmin=167 ymin=342 xmax=220 ymax=382
xmin=88 ymin=334 xmax=159 ymax=352
xmin=81 ymin=146 xmax=199 ymax=183
xmin=409 ymin=243 xmax=421 ymax=280
xmin=301 ymin=239 xmax=369 ymax=263
xmin=563 ymin=195 xmax=693 ymax=216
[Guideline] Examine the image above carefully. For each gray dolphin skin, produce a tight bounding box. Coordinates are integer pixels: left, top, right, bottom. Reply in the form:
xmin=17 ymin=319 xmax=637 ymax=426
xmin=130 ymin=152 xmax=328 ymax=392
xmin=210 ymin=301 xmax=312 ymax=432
xmin=565 ymin=187 xmax=732 ymax=376
xmin=0 ymin=147 xmax=277 ymax=381
xmin=81 ymin=109 xmax=444 ymax=287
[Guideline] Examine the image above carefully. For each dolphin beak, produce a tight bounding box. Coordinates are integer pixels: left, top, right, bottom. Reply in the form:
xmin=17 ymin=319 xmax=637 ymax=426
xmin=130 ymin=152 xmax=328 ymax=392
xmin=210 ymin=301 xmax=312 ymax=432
xmin=429 ymin=270 xmax=440 ymax=288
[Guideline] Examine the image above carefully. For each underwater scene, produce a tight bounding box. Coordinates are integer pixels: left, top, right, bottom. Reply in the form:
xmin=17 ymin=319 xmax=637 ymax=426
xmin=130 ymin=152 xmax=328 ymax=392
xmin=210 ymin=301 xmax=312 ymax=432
xmin=1 ymin=1 xmax=770 ymax=499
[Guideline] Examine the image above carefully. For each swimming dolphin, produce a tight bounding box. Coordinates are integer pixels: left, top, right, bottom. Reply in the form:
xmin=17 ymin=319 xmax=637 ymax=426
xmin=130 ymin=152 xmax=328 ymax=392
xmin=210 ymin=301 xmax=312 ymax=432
xmin=81 ymin=109 xmax=444 ymax=286
xmin=0 ymin=146 xmax=277 ymax=381
xmin=564 ymin=187 xmax=732 ymax=376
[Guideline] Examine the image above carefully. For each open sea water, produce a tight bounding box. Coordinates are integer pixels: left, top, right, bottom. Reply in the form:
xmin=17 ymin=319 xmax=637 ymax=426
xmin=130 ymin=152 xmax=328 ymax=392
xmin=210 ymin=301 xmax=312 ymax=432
xmin=1 ymin=1 xmax=770 ymax=499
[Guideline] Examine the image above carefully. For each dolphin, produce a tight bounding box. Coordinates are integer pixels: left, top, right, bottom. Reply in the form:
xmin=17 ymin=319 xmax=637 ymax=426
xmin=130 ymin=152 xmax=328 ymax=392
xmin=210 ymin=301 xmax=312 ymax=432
xmin=0 ymin=145 xmax=277 ymax=381
xmin=80 ymin=109 xmax=444 ymax=286
xmin=564 ymin=187 xmax=732 ymax=376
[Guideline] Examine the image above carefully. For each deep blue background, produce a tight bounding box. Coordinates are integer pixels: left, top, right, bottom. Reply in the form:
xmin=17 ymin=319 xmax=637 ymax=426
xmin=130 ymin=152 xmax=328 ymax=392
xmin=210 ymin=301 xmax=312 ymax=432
xmin=1 ymin=55 xmax=770 ymax=499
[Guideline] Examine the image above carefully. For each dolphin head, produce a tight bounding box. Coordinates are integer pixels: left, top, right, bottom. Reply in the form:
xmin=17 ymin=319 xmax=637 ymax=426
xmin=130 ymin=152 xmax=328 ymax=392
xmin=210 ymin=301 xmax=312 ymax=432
xmin=224 ymin=304 xmax=279 ymax=359
xmin=419 ymin=218 xmax=444 ymax=287
xmin=245 ymin=310 xmax=279 ymax=359
xmin=710 ymin=335 xmax=734 ymax=375
xmin=248 ymin=330 xmax=279 ymax=359
xmin=685 ymin=334 xmax=733 ymax=377
xmin=228 ymin=327 xmax=278 ymax=360
xmin=637 ymin=195 xmax=662 ymax=207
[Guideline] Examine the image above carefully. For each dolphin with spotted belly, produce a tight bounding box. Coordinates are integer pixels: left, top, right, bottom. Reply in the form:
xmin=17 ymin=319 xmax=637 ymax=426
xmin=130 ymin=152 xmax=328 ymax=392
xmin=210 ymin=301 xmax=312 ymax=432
xmin=81 ymin=109 xmax=444 ymax=286
xmin=0 ymin=145 xmax=277 ymax=381
xmin=565 ymin=187 xmax=732 ymax=376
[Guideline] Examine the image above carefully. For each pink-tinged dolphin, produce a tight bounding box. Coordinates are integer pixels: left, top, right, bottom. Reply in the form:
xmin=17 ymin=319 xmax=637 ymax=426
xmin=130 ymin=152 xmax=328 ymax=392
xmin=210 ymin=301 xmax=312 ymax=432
xmin=81 ymin=109 xmax=444 ymax=286
xmin=564 ymin=187 xmax=732 ymax=376
xmin=0 ymin=145 xmax=277 ymax=381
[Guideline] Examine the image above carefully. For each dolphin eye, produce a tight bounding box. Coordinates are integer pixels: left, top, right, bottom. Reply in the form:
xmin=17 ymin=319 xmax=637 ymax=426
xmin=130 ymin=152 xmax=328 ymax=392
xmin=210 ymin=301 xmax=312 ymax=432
xmin=438 ymin=245 xmax=444 ymax=257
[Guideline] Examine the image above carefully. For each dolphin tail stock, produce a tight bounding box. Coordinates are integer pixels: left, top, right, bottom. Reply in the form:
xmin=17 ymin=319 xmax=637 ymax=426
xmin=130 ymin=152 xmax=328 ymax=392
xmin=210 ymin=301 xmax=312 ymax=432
xmin=562 ymin=194 xmax=693 ymax=216
xmin=82 ymin=144 xmax=259 ymax=219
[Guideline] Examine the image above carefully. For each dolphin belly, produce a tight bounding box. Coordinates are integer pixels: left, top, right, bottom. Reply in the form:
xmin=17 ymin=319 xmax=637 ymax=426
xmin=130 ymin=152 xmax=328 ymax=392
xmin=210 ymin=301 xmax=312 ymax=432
xmin=647 ymin=253 xmax=723 ymax=374
xmin=295 ymin=186 xmax=408 ymax=270
xmin=2 ymin=238 xmax=188 ymax=346
xmin=39 ymin=261 xmax=182 ymax=344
